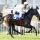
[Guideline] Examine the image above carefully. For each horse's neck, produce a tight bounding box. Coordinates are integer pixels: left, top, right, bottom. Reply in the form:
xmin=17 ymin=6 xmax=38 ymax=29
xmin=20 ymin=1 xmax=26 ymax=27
xmin=27 ymin=14 xmax=33 ymax=24
xmin=28 ymin=14 xmax=33 ymax=20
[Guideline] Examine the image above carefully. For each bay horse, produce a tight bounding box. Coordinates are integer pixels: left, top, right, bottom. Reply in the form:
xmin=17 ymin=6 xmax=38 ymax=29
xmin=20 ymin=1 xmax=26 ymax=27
xmin=2 ymin=7 xmax=40 ymax=38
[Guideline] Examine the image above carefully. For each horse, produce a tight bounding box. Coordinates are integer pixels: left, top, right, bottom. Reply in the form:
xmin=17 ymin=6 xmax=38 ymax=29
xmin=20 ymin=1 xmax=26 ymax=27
xmin=2 ymin=7 xmax=40 ymax=38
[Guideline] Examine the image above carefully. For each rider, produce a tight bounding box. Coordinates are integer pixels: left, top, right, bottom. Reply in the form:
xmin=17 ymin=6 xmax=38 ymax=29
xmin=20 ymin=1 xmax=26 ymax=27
xmin=13 ymin=2 xmax=28 ymax=20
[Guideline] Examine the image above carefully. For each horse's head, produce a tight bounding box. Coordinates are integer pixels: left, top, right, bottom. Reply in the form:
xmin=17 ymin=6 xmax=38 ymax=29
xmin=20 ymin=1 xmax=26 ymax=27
xmin=32 ymin=7 xmax=40 ymax=20
xmin=23 ymin=7 xmax=40 ymax=21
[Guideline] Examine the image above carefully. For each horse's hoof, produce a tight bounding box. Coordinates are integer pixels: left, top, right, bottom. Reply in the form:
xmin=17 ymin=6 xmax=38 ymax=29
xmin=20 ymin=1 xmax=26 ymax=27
xmin=36 ymin=32 xmax=37 ymax=36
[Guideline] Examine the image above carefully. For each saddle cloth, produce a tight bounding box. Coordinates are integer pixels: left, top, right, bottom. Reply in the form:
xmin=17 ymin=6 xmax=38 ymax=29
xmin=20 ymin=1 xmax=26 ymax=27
xmin=13 ymin=14 xmax=24 ymax=20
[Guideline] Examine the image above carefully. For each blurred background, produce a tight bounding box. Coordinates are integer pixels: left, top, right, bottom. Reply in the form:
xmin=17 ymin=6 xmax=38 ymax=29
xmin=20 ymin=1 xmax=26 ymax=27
xmin=0 ymin=0 xmax=40 ymax=34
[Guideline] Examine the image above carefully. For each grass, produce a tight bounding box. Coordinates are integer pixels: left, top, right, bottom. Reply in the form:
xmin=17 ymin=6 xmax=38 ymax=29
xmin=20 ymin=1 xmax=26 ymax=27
xmin=0 ymin=33 xmax=40 ymax=40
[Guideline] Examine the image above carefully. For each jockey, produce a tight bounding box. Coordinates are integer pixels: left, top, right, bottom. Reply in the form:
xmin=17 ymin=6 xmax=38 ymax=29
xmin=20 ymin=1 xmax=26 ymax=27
xmin=13 ymin=2 xmax=28 ymax=20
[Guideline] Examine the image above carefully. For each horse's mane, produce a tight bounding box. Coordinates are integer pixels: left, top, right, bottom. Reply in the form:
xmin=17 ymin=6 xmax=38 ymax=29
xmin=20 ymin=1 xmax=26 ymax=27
xmin=24 ymin=8 xmax=34 ymax=16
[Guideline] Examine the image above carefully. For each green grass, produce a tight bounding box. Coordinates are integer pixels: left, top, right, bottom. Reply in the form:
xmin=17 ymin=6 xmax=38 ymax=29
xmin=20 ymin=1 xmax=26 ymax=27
xmin=0 ymin=33 xmax=40 ymax=40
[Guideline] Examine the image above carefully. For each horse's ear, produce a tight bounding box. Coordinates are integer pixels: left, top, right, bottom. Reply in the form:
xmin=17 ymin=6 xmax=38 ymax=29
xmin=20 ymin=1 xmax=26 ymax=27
xmin=30 ymin=7 xmax=33 ymax=10
xmin=36 ymin=6 xmax=39 ymax=10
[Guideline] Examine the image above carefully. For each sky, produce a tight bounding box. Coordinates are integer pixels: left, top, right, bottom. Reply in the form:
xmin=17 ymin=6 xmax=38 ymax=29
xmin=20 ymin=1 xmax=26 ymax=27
xmin=0 ymin=0 xmax=40 ymax=9
xmin=27 ymin=0 xmax=40 ymax=8
xmin=0 ymin=0 xmax=21 ymax=7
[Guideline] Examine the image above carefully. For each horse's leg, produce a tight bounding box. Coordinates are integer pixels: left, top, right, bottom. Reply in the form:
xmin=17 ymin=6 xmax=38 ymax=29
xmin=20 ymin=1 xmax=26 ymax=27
xmin=13 ymin=28 xmax=21 ymax=34
xmin=25 ymin=24 xmax=32 ymax=33
xmin=12 ymin=26 xmax=22 ymax=34
xmin=8 ymin=26 xmax=14 ymax=38
xmin=25 ymin=24 xmax=37 ymax=36
xmin=29 ymin=25 xmax=37 ymax=36
xmin=32 ymin=26 xmax=37 ymax=36
xmin=26 ymin=28 xmax=32 ymax=33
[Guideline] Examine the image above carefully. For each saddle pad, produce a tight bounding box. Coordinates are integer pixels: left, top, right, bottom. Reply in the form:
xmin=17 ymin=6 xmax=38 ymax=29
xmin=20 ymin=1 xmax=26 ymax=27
xmin=13 ymin=14 xmax=24 ymax=20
